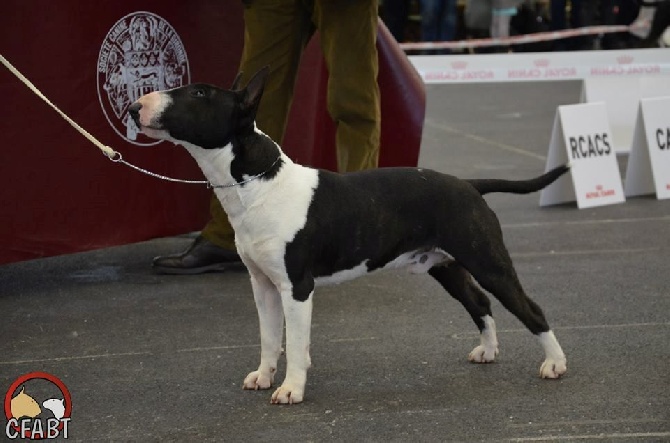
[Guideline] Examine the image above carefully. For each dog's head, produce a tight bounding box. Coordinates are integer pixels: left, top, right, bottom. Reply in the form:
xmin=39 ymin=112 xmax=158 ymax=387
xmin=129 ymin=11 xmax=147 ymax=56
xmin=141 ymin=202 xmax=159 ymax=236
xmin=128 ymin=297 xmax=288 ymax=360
xmin=129 ymin=67 xmax=269 ymax=149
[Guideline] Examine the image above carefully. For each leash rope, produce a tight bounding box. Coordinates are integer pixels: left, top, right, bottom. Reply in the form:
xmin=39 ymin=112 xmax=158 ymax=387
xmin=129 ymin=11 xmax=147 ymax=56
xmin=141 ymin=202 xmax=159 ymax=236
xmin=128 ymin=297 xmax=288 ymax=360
xmin=210 ymin=155 xmax=283 ymax=189
xmin=0 ymin=53 xmax=118 ymax=160
xmin=0 ymin=52 xmax=272 ymax=187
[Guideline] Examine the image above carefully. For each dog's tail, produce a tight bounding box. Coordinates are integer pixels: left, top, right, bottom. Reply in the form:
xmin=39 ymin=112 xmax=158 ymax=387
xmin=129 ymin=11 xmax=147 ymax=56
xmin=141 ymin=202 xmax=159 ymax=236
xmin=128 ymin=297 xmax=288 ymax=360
xmin=467 ymin=164 xmax=570 ymax=196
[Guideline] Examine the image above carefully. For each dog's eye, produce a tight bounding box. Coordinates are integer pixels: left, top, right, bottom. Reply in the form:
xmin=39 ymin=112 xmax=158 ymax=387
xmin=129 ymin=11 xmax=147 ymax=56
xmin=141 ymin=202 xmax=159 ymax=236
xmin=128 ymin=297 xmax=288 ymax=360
xmin=191 ymin=88 xmax=206 ymax=98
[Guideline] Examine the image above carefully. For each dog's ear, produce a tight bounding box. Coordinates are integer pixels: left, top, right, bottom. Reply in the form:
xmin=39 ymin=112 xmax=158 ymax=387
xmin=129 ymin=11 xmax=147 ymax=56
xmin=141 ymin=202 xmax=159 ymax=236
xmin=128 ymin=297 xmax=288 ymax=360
xmin=231 ymin=72 xmax=244 ymax=91
xmin=240 ymin=66 xmax=270 ymax=113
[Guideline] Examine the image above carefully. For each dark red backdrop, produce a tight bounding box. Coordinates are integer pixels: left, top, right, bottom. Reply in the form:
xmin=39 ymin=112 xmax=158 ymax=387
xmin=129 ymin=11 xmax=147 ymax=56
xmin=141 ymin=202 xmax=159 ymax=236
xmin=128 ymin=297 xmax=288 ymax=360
xmin=0 ymin=1 xmax=424 ymax=265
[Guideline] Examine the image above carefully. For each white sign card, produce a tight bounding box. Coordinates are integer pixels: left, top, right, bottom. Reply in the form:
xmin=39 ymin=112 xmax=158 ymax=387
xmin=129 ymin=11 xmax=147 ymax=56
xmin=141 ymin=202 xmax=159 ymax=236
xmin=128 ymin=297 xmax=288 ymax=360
xmin=624 ymin=96 xmax=670 ymax=200
xmin=580 ymin=77 xmax=641 ymax=154
xmin=639 ymin=77 xmax=670 ymax=99
xmin=540 ymin=102 xmax=626 ymax=208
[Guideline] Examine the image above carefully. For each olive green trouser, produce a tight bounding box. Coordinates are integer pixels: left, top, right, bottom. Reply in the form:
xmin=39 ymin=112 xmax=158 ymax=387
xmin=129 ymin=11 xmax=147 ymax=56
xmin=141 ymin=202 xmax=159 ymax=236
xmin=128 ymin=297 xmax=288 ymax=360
xmin=202 ymin=0 xmax=381 ymax=250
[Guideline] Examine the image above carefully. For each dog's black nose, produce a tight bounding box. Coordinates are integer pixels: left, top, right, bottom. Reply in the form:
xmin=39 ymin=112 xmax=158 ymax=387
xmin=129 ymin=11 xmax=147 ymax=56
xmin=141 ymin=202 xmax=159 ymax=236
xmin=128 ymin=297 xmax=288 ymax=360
xmin=128 ymin=102 xmax=142 ymax=126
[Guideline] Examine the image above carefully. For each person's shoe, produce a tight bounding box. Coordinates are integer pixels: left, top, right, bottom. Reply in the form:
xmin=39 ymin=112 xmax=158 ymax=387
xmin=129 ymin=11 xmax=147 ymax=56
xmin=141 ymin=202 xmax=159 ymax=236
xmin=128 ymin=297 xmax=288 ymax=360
xmin=152 ymin=236 xmax=243 ymax=275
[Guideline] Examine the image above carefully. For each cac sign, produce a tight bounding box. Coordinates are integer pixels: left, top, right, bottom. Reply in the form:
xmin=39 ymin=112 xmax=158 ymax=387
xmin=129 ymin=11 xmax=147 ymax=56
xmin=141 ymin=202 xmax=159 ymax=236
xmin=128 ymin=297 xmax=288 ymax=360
xmin=540 ymin=102 xmax=625 ymax=209
xmin=625 ymin=96 xmax=670 ymax=200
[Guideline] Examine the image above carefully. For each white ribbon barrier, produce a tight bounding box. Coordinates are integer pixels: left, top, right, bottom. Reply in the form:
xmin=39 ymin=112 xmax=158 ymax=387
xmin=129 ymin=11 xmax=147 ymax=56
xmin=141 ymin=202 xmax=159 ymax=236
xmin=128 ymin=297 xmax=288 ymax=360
xmin=400 ymin=25 xmax=639 ymax=52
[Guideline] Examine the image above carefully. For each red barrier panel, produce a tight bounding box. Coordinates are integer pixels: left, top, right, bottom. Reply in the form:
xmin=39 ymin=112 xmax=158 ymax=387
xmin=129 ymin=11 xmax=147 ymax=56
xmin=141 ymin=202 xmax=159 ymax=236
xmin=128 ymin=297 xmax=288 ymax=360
xmin=1 ymin=5 xmax=424 ymax=265
xmin=0 ymin=2 xmax=245 ymax=264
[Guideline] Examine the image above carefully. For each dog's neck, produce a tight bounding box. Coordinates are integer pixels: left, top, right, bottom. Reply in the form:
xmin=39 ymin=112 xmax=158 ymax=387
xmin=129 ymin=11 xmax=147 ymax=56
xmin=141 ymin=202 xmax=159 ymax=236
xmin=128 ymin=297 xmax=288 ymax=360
xmin=178 ymin=124 xmax=288 ymax=215
xmin=228 ymin=125 xmax=285 ymax=185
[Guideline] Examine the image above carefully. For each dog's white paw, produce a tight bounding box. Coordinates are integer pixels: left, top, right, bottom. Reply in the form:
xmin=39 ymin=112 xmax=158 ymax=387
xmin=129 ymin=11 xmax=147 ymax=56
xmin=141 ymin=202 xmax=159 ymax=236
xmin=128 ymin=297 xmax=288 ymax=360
xmin=539 ymin=358 xmax=567 ymax=379
xmin=243 ymin=370 xmax=274 ymax=390
xmin=468 ymin=344 xmax=499 ymax=363
xmin=270 ymin=384 xmax=304 ymax=405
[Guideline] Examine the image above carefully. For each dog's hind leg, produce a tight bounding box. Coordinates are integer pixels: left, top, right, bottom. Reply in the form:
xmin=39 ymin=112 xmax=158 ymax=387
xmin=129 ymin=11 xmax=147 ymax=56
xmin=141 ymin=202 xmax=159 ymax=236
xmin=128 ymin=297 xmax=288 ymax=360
xmin=464 ymin=247 xmax=567 ymax=379
xmin=243 ymin=269 xmax=284 ymax=391
xmin=429 ymin=262 xmax=499 ymax=363
xmin=270 ymin=279 xmax=314 ymax=405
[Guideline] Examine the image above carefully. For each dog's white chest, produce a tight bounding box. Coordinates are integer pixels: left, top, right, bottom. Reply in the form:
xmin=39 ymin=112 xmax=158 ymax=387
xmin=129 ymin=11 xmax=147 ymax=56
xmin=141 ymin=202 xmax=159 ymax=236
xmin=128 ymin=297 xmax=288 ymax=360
xmin=232 ymin=163 xmax=319 ymax=276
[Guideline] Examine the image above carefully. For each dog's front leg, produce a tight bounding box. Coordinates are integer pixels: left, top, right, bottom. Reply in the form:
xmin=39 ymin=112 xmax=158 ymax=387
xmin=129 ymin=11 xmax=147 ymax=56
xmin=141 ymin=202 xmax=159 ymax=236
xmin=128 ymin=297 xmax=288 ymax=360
xmin=243 ymin=271 xmax=284 ymax=391
xmin=271 ymin=288 xmax=313 ymax=405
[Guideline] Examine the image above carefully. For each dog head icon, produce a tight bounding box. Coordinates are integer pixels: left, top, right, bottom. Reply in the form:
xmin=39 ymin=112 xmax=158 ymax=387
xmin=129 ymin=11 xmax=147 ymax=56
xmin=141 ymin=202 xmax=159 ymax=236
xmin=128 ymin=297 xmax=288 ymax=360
xmin=42 ymin=398 xmax=66 ymax=420
xmin=10 ymin=387 xmax=42 ymax=419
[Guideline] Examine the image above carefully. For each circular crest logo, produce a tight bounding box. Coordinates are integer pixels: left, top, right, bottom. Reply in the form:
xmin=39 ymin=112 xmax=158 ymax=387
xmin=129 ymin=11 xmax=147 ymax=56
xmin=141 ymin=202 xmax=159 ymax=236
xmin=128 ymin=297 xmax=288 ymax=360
xmin=4 ymin=372 xmax=72 ymax=440
xmin=97 ymin=11 xmax=190 ymax=145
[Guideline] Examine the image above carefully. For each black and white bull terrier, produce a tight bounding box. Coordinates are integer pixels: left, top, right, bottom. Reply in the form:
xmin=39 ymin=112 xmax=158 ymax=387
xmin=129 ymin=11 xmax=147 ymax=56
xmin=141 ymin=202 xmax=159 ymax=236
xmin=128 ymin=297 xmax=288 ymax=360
xmin=128 ymin=67 xmax=568 ymax=404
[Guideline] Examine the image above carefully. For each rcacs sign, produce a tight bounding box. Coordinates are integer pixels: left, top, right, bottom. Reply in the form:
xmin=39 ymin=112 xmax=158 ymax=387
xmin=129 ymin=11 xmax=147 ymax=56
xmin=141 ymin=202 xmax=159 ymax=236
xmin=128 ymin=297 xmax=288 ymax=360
xmin=540 ymin=102 xmax=625 ymax=208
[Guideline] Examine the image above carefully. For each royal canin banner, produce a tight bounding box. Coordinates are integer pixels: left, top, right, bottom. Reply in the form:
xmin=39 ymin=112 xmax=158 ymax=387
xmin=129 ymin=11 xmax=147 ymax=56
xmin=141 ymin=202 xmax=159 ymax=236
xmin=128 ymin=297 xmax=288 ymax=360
xmin=410 ymin=49 xmax=670 ymax=83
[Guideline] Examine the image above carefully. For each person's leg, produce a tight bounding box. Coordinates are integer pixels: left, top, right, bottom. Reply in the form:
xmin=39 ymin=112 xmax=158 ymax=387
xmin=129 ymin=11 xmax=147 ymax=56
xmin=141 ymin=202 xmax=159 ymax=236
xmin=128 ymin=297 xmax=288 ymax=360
xmin=381 ymin=0 xmax=409 ymax=42
xmin=550 ymin=0 xmax=571 ymax=50
xmin=491 ymin=0 xmax=519 ymax=41
xmin=574 ymin=0 xmax=598 ymax=50
xmin=313 ymin=0 xmax=381 ymax=173
xmin=236 ymin=0 xmax=314 ymax=143
xmin=420 ymin=0 xmax=440 ymax=43
xmin=571 ymin=0 xmax=585 ymax=29
xmin=200 ymin=0 xmax=312 ymax=247
xmin=154 ymin=0 xmax=312 ymax=273
xmin=439 ymin=0 xmax=459 ymax=42
xmin=465 ymin=0 xmax=495 ymax=53
xmin=551 ymin=0 xmax=567 ymax=31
